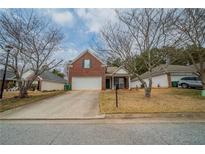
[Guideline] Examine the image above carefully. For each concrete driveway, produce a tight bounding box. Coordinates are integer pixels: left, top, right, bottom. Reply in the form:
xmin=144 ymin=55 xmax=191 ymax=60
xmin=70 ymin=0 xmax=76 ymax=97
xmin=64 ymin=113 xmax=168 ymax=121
xmin=0 ymin=91 xmax=104 ymax=119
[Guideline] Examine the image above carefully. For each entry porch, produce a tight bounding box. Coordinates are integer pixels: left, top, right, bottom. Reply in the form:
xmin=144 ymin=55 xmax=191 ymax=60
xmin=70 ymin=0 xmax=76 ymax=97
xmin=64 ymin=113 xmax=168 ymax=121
xmin=105 ymin=75 xmax=130 ymax=90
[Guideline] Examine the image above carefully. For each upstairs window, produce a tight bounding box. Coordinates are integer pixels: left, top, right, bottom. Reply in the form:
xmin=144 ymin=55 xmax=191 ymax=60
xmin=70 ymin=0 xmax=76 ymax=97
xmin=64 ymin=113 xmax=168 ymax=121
xmin=83 ymin=59 xmax=91 ymax=68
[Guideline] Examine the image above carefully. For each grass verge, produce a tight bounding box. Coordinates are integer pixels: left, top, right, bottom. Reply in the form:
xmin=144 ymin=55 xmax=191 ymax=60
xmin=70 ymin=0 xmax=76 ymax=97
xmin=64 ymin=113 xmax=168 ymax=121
xmin=100 ymin=88 xmax=205 ymax=114
xmin=0 ymin=91 xmax=66 ymax=112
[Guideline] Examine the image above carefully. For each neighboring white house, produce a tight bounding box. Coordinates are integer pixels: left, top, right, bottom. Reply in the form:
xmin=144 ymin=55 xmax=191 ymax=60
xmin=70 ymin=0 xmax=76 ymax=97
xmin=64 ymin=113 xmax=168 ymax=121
xmin=23 ymin=70 xmax=66 ymax=91
xmin=131 ymin=64 xmax=197 ymax=88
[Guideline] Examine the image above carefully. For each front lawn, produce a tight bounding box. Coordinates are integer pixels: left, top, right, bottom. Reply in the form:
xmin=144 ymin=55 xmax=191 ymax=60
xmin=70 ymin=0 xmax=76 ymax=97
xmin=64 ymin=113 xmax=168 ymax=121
xmin=0 ymin=90 xmax=66 ymax=112
xmin=100 ymin=88 xmax=205 ymax=113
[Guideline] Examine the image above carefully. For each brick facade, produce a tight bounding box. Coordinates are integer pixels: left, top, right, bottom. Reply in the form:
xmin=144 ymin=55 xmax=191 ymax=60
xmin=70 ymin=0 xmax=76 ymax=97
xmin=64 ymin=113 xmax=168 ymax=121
xmin=68 ymin=51 xmax=106 ymax=90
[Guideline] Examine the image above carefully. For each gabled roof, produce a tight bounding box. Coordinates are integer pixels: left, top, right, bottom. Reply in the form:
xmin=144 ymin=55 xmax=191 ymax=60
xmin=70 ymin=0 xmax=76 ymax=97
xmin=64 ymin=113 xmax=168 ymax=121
xmin=106 ymin=67 xmax=118 ymax=74
xmin=0 ymin=69 xmax=16 ymax=80
xmin=39 ymin=71 xmax=66 ymax=83
xmin=111 ymin=66 xmax=129 ymax=74
xmin=23 ymin=70 xmax=66 ymax=83
xmin=69 ymin=49 xmax=106 ymax=65
xmin=132 ymin=64 xmax=196 ymax=81
xmin=106 ymin=66 xmax=130 ymax=75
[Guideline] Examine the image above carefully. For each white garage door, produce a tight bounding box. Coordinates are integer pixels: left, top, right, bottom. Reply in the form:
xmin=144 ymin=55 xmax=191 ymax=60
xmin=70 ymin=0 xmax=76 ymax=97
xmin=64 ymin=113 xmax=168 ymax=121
xmin=72 ymin=77 xmax=102 ymax=90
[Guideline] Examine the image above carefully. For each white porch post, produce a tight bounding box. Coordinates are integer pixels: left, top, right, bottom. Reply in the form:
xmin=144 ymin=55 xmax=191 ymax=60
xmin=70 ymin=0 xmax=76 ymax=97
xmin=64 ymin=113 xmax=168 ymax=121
xmin=110 ymin=77 xmax=112 ymax=89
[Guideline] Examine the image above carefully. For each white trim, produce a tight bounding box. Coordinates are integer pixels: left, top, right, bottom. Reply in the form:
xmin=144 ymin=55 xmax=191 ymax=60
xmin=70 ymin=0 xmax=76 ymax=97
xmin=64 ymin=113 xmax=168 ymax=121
xmin=112 ymin=66 xmax=129 ymax=75
xmin=69 ymin=49 xmax=106 ymax=66
xmin=128 ymin=76 xmax=131 ymax=90
xmin=112 ymin=76 xmax=114 ymax=90
xmin=37 ymin=76 xmax=43 ymax=80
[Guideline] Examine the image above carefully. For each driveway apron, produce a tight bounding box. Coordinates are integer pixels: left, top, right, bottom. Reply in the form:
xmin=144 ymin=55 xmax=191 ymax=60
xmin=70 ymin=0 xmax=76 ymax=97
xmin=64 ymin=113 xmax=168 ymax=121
xmin=0 ymin=91 xmax=104 ymax=119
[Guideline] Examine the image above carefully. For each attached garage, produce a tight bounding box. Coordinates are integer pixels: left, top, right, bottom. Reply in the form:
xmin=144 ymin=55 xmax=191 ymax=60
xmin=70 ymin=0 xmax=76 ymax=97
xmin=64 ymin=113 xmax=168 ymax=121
xmin=72 ymin=77 xmax=102 ymax=90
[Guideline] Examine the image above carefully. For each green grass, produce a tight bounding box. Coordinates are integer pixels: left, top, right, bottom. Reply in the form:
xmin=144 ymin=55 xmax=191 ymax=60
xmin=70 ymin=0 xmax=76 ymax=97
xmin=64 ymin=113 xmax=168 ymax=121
xmin=0 ymin=91 xmax=66 ymax=112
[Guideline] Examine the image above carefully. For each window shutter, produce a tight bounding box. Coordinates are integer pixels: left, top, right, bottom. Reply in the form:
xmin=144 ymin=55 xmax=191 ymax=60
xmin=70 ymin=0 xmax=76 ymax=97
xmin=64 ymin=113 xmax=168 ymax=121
xmin=90 ymin=60 xmax=92 ymax=68
xmin=82 ymin=60 xmax=84 ymax=68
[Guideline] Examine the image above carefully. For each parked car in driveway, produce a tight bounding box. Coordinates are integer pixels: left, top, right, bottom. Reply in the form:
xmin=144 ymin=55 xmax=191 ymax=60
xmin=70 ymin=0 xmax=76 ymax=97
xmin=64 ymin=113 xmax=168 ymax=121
xmin=178 ymin=77 xmax=203 ymax=89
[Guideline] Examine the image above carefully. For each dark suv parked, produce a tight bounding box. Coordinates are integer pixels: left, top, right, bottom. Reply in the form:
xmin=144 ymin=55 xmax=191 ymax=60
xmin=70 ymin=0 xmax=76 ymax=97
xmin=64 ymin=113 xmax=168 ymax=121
xmin=178 ymin=77 xmax=203 ymax=89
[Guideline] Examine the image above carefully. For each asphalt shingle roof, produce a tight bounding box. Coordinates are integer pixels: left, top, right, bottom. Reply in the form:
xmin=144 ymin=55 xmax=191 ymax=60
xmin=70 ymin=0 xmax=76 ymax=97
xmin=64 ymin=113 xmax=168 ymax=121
xmin=39 ymin=71 xmax=66 ymax=83
xmin=189 ymin=62 xmax=205 ymax=71
xmin=132 ymin=64 xmax=196 ymax=81
xmin=0 ymin=69 xmax=16 ymax=80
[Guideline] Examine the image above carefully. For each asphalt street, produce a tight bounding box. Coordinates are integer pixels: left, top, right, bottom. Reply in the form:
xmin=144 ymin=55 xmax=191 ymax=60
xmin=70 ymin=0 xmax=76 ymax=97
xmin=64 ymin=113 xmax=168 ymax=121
xmin=1 ymin=120 xmax=205 ymax=145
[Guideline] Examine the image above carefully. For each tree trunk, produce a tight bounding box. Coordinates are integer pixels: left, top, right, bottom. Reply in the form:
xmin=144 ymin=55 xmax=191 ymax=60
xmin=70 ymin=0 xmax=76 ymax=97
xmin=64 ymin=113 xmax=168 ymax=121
xmin=144 ymin=75 xmax=152 ymax=98
xmin=19 ymin=87 xmax=28 ymax=98
xmin=18 ymin=81 xmax=29 ymax=98
xmin=144 ymin=87 xmax=152 ymax=97
xmin=144 ymin=81 xmax=152 ymax=98
xmin=132 ymin=72 xmax=153 ymax=98
xmin=203 ymin=84 xmax=205 ymax=90
xmin=202 ymin=73 xmax=205 ymax=90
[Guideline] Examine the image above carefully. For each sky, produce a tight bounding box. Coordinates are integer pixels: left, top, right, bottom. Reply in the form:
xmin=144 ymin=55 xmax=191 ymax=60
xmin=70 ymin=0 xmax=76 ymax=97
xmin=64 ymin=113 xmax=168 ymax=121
xmin=40 ymin=8 xmax=118 ymax=62
xmin=0 ymin=8 xmax=119 ymax=71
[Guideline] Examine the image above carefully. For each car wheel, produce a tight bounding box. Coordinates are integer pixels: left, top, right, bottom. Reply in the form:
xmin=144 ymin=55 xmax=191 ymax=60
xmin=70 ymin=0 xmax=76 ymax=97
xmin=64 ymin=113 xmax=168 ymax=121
xmin=181 ymin=83 xmax=189 ymax=88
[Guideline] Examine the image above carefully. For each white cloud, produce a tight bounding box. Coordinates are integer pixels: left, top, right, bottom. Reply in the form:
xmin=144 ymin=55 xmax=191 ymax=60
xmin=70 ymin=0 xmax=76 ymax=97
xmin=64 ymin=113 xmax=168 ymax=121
xmin=52 ymin=11 xmax=73 ymax=25
xmin=75 ymin=9 xmax=118 ymax=33
xmin=45 ymin=9 xmax=74 ymax=26
xmin=54 ymin=46 xmax=80 ymax=61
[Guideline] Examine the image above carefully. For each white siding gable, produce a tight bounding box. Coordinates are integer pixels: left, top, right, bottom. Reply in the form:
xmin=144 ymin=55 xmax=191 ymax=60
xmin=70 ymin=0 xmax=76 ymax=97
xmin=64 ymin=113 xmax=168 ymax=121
xmin=115 ymin=68 xmax=128 ymax=74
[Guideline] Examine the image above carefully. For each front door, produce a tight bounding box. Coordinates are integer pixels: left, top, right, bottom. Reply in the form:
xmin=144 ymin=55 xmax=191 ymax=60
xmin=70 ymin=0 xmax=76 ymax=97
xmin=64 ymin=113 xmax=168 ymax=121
xmin=106 ymin=79 xmax=110 ymax=89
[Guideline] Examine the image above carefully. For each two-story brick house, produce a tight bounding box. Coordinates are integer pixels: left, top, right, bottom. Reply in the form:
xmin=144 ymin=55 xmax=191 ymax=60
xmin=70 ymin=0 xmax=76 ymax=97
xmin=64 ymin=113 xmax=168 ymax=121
xmin=67 ymin=50 xmax=131 ymax=90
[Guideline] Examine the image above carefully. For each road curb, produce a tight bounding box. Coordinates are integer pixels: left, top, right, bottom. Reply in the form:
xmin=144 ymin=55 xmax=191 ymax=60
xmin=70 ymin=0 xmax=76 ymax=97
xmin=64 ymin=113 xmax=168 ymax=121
xmin=105 ymin=112 xmax=205 ymax=119
xmin=1 ymin=113 xmax=205 ymax=120
xmin=0 ymin=118 xmax=105 ymax=120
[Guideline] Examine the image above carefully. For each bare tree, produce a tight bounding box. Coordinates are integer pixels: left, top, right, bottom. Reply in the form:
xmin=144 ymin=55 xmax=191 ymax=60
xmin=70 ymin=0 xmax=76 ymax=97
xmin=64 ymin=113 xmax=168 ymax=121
xmin=0 ymin=9 xmax=30 ymax=95
xmin=99 ymin=9 xmax=178 ymax=97
xmin=174 ymin=8 xmax=205 ymax=90
xmin=118 ymin=9 xmax=180 ymax=97
xmin=100 ymin=23 xmax=134 ymax=61
xmin=0 ymin=9 xmax=64 ymax=98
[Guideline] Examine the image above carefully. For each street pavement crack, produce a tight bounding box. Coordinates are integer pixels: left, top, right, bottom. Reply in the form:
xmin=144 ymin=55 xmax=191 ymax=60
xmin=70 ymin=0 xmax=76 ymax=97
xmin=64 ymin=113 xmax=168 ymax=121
xmin=48 ymin=129 xmax=63 ymax=145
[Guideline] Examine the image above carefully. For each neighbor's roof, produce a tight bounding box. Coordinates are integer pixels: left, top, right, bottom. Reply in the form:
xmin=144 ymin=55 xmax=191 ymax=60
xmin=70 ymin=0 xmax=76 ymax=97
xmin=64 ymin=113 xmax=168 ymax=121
xmin=132 ymin=64 xmax=196 ymax=81
xmin=39 ymin=71 xmax=66 ymax=83
xmin=0 ymin=69 xmax=16 ymax=80
xmin=189 ymin=62 xmax=205 ymax=71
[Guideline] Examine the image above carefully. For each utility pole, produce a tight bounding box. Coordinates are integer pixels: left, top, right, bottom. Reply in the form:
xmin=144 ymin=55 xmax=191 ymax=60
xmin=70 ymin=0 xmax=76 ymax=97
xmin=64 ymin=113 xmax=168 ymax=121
xmin=0 ymin=45 xmax=13 ymax=99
